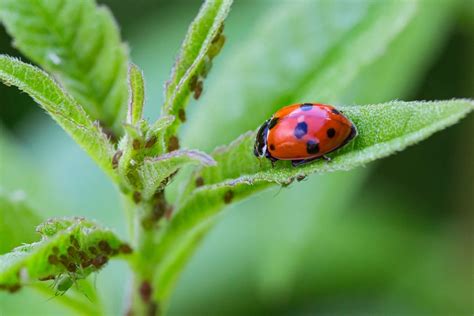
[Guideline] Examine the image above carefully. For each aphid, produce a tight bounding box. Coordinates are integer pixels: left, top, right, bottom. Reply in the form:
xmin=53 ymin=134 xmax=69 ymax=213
xmin=92 ymin=254 xmax=108 ymax=269
xmin=119 ymin=244 xmax=133 ymax=254
xmin=70 ymin=236 xmax=80 ymax=249
xmin=98 ymin=240 xmax=111 ymax=254
xmin=139 ymin=281 xmax=152 ymax=303
xmin=193 ymin=80 xmax=203 ymax=100
xmin=145 ymin=135 xmax=157 ymax=149
xmin=178 ymin=109 xmax=186 ymax=122
xmin=133 ymin=191 xmax=142 ymax=204
xmin=167 ymin=136 xmax=180 ymax=152
xmin=112 ymin=150 xmax=123 ymax=169
xmin=223 ymin=190 xmax=234 ymax=204
xmin=132 ymin=139 xmax=141 ymax=150
xmin=48 ymin=255 xmax=59 ymax=265
xmin=54 ymin=274 xmax=74 ymax=295
xmin=195 ymin=176 xmax=204 ymax=187
xmin=254 ymin=103 xmax=357 ymax=166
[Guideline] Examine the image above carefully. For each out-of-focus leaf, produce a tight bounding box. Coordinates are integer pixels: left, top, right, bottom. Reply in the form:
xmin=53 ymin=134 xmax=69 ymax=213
xmin=138 ymin=150 xmax=216 ymax=200
xmin=163 ymin=0 xmax=233 ymax=144
xmin=127 ymin=63 xmax=145 ymax=126
xmin=153 ymin=218 xmax=215 ymax=305
xmin=0 ymin=217 xmax=130 ymax=292
xmin=0 ymin=56 xmax=118 ymax=182
xmin=0 ymin=0 xmax=129 ymax=134
xmin=0 ymin=190 xmax=42 ymax=254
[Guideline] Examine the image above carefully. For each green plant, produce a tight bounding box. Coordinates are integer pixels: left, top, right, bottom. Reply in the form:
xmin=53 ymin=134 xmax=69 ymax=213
xmin=0 ymin=0 xmax=472 ymax=315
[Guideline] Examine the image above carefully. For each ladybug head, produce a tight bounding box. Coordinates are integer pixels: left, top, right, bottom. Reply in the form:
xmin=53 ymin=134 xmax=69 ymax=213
xmin=254 ymin=120 xmax=269 ymax=158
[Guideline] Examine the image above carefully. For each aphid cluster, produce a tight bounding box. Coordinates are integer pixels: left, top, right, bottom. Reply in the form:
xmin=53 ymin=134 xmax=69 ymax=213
xmin=140 ymin=191 xmax=174 ymax=230
xmin=41 ymin=235 xmax=132 ymax=294
xmin=166 ymin=24 xmax=226 ymax=154
xmin=130 ymin=170 xmax=177 ymax=230
xmin=188 ymin=23 xmax=226 ymax=102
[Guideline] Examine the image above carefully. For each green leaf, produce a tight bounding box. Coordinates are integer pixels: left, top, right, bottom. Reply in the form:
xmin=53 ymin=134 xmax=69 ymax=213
xmin=138 ymin=150 xmax=216 ymax=200
xmin=163 ymin=0 xmax=233 ymax=144
xmin=127 ymin=63 xmax=145 ymax=126
xmin=0 ymin=190 xmax=42 ymax=254
xmin=155 ymin=99 xmax=473 ymax=303
xmin=0 ymin=55 xmax=118 ymax=182
xmin=0 ymin=217 xmax=131 ymax=292
xmin=0 ymin=0 xmax=129 ymax=134
xmin=187 ymin=100 xmax=474 ymax=190
xmin=185 ymin=0 xmax=418 ymax=150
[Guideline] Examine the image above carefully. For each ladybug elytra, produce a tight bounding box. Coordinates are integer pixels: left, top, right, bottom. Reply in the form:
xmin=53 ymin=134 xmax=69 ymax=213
xmin=254 ymin=103 xmax=357 ymax=166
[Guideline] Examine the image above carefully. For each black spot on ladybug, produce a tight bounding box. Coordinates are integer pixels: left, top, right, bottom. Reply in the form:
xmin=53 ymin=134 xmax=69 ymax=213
xmin=331 ymin=108 xmax=340 ymax=115
xmin=327 ymin=128 xmax=336 ymax=138
xmin=269 ymin=144 xmax=275 ymax=151
xmin=294 ymin=122 xmax=308 ymax=139
xmin=306 ymin=140 xmax=319 ymax=154
xmin=223 ymin=190 xmax=234 ymax=204
xmin=268 ymin=117 xmax=279 ymax=129
xmin=300 ymin=103 xmax=313 ymax=111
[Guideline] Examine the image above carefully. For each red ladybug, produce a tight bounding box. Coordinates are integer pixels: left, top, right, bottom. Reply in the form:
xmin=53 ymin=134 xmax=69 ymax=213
xmin=254 ymin=103 xmax=357 ymax=166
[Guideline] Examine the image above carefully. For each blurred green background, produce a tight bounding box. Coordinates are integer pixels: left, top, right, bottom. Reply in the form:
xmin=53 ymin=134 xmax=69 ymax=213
xmin=0 ymin=0 xmax=473 ymax=315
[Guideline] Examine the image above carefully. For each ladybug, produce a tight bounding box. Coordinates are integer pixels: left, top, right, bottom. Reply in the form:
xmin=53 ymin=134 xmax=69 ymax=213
xmin=254 ymin=103 xmax=357 ymax=166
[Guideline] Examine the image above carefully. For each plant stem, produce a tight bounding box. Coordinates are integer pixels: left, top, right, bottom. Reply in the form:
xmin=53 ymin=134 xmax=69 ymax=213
xmin=124 ymin=190 xmax=169 ymax=316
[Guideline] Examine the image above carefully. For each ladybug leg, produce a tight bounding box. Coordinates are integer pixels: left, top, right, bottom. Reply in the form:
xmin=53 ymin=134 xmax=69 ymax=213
xmin=291 ymin=157 xmax=318 ymax=167
xmin=322 ymin=155 xmax=332 ymax=162
xmin=268 ymin=156 xmax=278 ymax=167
